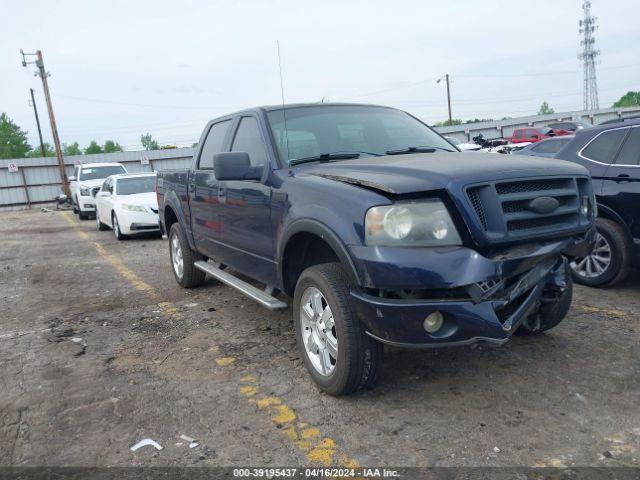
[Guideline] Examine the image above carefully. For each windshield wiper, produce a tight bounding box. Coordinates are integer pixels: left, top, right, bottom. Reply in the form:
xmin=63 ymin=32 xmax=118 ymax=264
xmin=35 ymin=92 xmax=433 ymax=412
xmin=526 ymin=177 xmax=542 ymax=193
xmin=289 ymin=151 xmax=380 ymax=167
xmin=385 ymin=145 xmax=455 ymax=155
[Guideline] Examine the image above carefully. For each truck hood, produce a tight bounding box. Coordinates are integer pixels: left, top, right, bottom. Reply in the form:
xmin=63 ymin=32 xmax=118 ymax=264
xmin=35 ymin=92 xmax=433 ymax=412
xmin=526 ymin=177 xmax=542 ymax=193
xmin=306 ymin=152 xmax=588 ymax=195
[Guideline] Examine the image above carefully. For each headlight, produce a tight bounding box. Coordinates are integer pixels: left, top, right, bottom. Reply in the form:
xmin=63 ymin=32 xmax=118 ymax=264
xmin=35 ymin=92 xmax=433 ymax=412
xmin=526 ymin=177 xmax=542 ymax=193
xmin=80 ymin=187 xmax=91 ymax=196
xmin=365 ymin=199 xmax=462 ymax=246
xmin=121 ymin=204 xmax=146 ymax=212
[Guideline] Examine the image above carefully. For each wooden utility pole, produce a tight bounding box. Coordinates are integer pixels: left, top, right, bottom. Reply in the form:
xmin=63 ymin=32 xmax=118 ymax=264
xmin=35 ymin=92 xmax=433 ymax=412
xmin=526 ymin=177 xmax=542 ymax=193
xmin=445 ymin=74 xmax=452 ymax=125
xmin=437 ymin=74 xmax=453 ymax=124
xmin=21 ymin=49 xmax=70 ymax=196
xmin=29 ymin=88 xmax=47 ymax=158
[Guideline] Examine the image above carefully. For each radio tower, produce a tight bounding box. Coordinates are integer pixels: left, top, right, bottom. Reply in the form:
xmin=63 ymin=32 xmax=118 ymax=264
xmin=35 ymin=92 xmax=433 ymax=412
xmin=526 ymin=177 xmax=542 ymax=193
xmin=579 ymin=0 xmax=600 ymax=110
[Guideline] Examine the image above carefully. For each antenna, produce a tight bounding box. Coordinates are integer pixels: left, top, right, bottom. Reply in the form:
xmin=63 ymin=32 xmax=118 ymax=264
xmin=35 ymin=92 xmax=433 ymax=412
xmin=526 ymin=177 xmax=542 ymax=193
xmin=276 ymin=40 xmax=291 ymax=163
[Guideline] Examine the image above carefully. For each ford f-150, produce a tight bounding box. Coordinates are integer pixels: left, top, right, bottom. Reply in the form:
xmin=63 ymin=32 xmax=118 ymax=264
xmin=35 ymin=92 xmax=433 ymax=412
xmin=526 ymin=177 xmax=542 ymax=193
xmin=157 ymin=103 xmax=596 ymax=395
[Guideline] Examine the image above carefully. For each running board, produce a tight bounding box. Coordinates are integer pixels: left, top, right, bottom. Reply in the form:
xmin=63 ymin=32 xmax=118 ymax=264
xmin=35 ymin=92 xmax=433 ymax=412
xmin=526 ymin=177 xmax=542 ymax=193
xmin=194 ymin=261 xmax=288 ymax=311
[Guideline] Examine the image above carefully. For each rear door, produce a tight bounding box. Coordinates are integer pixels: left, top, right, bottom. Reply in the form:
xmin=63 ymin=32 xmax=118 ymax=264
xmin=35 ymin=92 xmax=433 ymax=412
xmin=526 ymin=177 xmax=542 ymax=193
xmin=603 ymin=126 xmax=640 ymax=242
xmin=189 ymin=119 xmax=233 ymax=258
xmin=217 ymin=115 xmax=275 ymax=283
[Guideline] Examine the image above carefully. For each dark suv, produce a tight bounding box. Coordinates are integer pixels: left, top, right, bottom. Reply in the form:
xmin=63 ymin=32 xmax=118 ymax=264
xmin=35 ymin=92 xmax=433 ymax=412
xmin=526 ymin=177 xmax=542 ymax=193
xmin=555 ymin=119 xmax=640 ymax=286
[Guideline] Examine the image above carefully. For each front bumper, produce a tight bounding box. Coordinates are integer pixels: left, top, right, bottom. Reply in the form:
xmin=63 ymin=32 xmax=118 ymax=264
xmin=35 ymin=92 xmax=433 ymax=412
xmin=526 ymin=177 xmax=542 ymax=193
xmin=348 ymin=228 xmax=594 ymax=348
xmin=78 ymin=198 xmax=95 ymax=212
xmin=118 ymin=210 xmax=160 ymax=235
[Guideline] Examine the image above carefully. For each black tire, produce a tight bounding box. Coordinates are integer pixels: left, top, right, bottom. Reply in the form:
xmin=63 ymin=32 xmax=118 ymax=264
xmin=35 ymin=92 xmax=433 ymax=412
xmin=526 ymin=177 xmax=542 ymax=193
xmin=570 ymin=218 xmax=631 ymax=287
xmin=293 ymin=263 xmax=383 ymax=396
xmin=72 ymin=200 xmax=78 ymax=214
xmin=516 ymin=275 xmax=573 ymax=335
xmin=112 ymin=213 xmax=127 ymax=241
xmin=96 ymin=212 xmax=108 ymax=231
xmin=169 ymin=223 xmax=206 ymax=288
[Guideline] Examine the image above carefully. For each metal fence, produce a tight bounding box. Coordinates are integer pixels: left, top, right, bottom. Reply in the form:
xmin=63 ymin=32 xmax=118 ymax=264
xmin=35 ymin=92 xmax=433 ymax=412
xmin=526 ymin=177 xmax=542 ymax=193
xmin=436 ymin=106 xmax=640 ymax=142
xmin=0 ymin=148 xmax=194 ymax=211
xmin=2 ymin=105 xmax=640 ymax=210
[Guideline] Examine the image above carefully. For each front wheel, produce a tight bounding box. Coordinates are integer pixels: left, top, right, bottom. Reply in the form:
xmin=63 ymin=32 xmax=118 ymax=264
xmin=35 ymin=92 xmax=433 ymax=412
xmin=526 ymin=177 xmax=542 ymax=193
xmin=293 ymin=263 xmax=383 ymax=396
xmin=570 ymin=218 xmax=631 ymax=287
xmin=112 ymin=213 xmax=127 ymax=240
xmin=516 ymin=275 xmax=573 ymax=335
xmin=96 ymin=212 xmax=108 ymax=231
xmin=168 ymin=223 xmax=205 ymax=288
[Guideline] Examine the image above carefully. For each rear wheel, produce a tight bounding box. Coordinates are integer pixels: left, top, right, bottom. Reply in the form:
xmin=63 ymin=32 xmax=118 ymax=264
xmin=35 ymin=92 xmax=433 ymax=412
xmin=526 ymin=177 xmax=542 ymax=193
xmin=570 ymin=218 xmax=630 ymax=287
xmin=293 ymin=263 xmax=383 ymax=396
xmin=169 ymin=223 xmax=206 ymax=288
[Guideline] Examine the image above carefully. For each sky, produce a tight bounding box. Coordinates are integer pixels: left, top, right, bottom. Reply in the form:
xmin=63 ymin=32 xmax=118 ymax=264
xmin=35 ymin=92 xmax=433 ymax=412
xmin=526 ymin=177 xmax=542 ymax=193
xmin=1 ymin=0 xmax=639 ymax=151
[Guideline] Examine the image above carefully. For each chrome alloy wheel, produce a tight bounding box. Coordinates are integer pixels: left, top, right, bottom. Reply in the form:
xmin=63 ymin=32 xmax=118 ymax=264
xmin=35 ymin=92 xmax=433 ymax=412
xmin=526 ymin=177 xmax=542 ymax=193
xmin=300 ymin=287 xmax=338 ymax=376
xmin=171 ymin=234 xmax=184 ymax=279
xmin=113 ymin=215 xmax=120 ymax=238
xmin=570 ymin=232 xmax=612 ymax=278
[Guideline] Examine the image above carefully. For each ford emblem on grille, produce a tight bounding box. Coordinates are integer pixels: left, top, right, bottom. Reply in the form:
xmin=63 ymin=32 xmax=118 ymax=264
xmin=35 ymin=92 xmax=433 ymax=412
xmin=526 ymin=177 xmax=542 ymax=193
xmin=526 ymin=196 xmax=560 ymax=214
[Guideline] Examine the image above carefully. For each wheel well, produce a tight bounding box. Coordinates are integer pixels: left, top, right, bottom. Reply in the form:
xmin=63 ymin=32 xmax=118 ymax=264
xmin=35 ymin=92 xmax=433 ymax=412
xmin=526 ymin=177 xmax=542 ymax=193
xmin=596 ymin=202 xmax=633 ymax=241
xmin=164 ymin=206 xmax=178 ymax=232
xmin=282 ymin=232 xmax=341 ymax=296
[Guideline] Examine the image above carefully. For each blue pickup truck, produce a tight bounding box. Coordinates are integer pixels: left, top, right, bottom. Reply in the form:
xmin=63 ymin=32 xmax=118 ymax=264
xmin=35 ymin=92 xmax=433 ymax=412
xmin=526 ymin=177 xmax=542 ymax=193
xmin=157 ymin=103 xmax=596 ymax=395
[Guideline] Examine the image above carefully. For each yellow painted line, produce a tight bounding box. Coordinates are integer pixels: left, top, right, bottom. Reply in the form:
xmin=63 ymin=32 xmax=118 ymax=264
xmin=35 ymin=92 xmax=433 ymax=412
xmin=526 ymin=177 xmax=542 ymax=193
xmin=577 ymin=305 xmax=630 ymax=318
xmin=238 ymin=375 xmax=360 ymax=467
xmin=61 ymin=211 xmax=182 ymax=320
xmin=61 ymin=210 xmax=360 ymax=467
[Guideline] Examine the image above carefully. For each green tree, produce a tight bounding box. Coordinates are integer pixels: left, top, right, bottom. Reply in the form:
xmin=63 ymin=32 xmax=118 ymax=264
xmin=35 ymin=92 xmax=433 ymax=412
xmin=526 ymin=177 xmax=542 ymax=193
xmin=63 ymin=142 xmax=82 ymax=156
xmin=27 ymin=142 xmax=56 ymax=157
xmin=538 ymin=102 xmax=555 ymax=115
xmin=612 ymin=91 xmax=640 ymax=108
xmin=0 ymin=112 xmax=31 ymax=159
xmin=84 ymin=140 xmax=104 ymax=155
xmin=103 ymin=140 xmax=123 ymax=153
xmin=141 ymin=133 xmax=159 ymax=151
xmin=435 ymin=119 xmax=463 ymax=127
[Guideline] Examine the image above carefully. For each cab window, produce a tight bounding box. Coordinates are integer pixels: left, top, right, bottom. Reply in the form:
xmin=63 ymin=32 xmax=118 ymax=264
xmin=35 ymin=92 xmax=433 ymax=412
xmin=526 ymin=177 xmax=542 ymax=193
xmin=198 ymin=120 xmax=232 ymax=170
xmin=231 ymin=116 xmax=268 ymax=167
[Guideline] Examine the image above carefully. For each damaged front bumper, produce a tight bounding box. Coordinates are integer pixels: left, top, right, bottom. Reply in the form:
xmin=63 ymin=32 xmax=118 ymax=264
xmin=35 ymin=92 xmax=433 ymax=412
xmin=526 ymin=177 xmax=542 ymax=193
xmin=348 ymin=228 xmax=594 ymax=348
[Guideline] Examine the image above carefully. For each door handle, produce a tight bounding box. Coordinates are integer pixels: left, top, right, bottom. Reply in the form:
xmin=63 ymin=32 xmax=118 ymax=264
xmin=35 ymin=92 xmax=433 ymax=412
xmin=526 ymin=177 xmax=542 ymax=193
xmin=615 ymin=174 xmax=631 ymax=183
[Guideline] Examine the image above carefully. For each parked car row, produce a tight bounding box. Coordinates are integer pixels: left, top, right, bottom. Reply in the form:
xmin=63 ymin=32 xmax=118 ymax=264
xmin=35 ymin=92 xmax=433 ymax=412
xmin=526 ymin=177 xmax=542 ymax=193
xmin=69 ymin=163 xmax=161 ymax=240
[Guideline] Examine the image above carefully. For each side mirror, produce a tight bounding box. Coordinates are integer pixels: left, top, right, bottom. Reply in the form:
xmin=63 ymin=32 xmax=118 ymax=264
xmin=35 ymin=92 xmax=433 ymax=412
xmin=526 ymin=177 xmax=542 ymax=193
xmin=214 ymin=152 xmax=262 ymax=181
xmin=68 ymin=175 xmax=76 ymax=182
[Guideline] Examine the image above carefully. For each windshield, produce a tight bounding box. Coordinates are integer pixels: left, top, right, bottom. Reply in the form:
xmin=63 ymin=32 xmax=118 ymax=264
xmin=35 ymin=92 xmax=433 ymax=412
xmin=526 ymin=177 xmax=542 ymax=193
xmin=116 ymin=176 xmax=156 ymax=195
xmin=266 ymin=105 xmax=455 ymax=164
xmin=79 ymin=165 xmax=126 ymax=181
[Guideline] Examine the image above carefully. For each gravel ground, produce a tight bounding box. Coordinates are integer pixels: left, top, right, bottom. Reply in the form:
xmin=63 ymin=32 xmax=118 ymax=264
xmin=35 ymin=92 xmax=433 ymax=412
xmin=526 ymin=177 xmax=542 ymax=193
xmin=0 ymin=209 xmax=638 ymax=468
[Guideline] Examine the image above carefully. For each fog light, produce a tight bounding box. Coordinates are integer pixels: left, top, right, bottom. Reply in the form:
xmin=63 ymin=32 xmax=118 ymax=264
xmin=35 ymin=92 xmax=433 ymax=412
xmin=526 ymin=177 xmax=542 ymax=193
xmin=423 ymin=311 xmax=444 ymax=333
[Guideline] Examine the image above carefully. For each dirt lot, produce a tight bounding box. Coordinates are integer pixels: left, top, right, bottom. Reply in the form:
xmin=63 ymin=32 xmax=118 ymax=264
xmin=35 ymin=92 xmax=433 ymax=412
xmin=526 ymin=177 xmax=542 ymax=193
xmin=0 ymin=209 xmax=638 ymax=468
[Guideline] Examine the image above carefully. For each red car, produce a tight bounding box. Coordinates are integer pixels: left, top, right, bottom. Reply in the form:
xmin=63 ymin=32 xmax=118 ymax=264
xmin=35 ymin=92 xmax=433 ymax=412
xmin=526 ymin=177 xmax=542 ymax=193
xmin=509 ymin=127 xmax=555 ymax=143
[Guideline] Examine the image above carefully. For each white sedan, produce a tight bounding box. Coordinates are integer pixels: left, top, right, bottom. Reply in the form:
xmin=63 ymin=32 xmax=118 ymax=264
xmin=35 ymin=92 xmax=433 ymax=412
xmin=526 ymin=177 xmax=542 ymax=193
xmin=444 ymin=136 xmax=482 ymax=151
xmin=94 ymin=173 xmax=160 ymax=240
